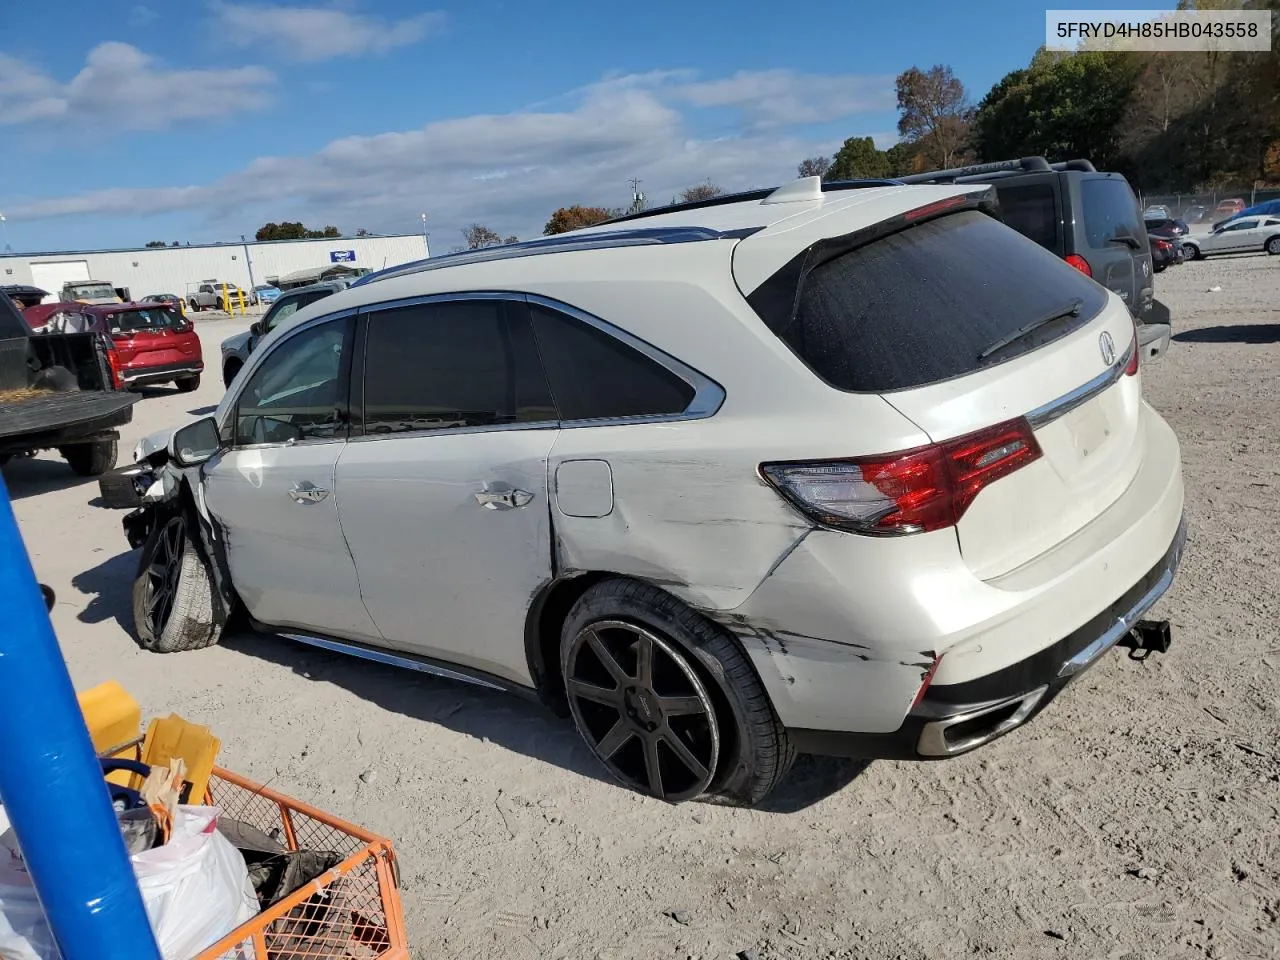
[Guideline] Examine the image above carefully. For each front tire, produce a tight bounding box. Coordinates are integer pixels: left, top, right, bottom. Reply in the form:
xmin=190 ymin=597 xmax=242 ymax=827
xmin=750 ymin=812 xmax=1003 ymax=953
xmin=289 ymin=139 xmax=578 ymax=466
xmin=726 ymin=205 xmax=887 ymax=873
xmin=61 ymin=439 xmax=117 ymax=477
xmin=175 ymin=374 xmax=200 ymax=393
xmin=222 ymin=359 xmax=242 ymax=389
xmin=1266 ymin=236 xmax=1280 ymax=256
xmin=131 ymin=513 xmax=221 ymax=653
xmin=561 ymin=579 xmax=794 ymax=806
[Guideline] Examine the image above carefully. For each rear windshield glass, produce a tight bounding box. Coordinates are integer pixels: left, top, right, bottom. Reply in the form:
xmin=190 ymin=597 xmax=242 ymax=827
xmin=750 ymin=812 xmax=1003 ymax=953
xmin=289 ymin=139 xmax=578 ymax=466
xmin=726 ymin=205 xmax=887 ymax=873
xmin=106 ymin=307 xmax=184 ymax=332
xmin=765 ymin=210 xmax=1108 ymax=393
xmin=1081 ymin=178 xmax=1144 ymax=249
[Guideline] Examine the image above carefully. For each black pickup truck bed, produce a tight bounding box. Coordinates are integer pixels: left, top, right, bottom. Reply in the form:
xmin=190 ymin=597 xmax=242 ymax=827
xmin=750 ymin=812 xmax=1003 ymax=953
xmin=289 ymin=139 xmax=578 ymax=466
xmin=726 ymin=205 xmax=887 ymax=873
xmin=0 ymin=292 xmax=139 ymax=475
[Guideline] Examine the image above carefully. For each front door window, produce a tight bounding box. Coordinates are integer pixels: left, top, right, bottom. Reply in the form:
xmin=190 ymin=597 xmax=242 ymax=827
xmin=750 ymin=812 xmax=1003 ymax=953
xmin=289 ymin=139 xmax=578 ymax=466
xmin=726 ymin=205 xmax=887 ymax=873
xmin=234 ymin=317 xmax=352 ymax=446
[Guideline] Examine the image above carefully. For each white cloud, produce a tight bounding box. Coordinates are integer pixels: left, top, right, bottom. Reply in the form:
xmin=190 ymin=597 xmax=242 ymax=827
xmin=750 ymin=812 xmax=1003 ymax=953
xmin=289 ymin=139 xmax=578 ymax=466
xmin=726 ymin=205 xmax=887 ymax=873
xmin=213 ymin=2 xmax=446 ymax=61
xmin=0 ymin=43 xmax=273 ymax=131
xmin=673 ymin=69 xmax=896 ymax=127
xmin=6 ymin=70 xmax=892 ymax=243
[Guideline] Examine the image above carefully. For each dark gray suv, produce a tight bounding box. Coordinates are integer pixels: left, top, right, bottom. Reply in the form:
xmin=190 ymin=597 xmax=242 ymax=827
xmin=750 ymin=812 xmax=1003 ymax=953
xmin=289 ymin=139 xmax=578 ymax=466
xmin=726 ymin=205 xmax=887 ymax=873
xmin=900 ymin=158 xmax=1170 ymax=361
xmin=219 ymin=279 xmax=351 ymax=387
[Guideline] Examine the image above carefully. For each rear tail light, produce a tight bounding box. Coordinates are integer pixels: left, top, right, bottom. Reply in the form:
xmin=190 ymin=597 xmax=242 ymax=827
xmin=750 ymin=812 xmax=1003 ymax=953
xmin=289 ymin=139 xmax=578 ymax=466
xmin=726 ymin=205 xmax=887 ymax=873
xmin=1126 ymin=321 xmax=1140 ymax=376
xmin=761 ymin=418 xmax=1043 ymax=536
xmin=1064 ymin=254 xmax=1092 ymax=277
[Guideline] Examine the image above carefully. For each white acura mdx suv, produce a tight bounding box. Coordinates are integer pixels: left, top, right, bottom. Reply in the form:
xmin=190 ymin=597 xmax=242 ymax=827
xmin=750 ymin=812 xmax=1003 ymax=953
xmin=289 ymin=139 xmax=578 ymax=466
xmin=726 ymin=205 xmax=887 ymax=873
xmin=101 ymin=176 xmax=1186 ymax=807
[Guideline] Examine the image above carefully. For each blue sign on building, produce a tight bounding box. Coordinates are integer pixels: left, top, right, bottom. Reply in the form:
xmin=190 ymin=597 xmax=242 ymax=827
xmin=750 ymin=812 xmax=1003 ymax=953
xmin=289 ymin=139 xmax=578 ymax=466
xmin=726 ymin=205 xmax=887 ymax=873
xmin=330 ymin=250 xmax=357 ymax=263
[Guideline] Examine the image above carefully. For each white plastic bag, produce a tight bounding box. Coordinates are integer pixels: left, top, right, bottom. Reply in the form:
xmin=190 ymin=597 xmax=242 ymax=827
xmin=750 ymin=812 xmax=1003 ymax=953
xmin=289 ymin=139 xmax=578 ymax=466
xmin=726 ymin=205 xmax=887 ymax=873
xmin=0 ymin=805 xmax=258 ymax=960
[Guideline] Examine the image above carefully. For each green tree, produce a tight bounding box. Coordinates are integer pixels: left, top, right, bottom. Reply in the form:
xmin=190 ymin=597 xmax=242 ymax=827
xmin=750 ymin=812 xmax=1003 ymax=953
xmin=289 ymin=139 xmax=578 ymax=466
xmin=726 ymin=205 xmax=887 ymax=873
xmin=973 ymin=50 xmax=1140 ymax=173
xmin=145 ymin=240 xmax=166 ymax=248
xmin=254 ymin=222 xmax=342 ymax=241
xmin=543 ymin=205 xmax=616 ymax=235
xmin=827 ymin=136 xmax=890 ymax=180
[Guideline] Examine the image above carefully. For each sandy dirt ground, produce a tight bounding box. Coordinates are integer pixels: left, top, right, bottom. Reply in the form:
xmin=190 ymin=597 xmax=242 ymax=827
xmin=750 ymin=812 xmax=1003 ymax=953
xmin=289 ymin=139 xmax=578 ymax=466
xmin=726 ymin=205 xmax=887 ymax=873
xmin=5 ymin=254 xmax=1279 ymax=960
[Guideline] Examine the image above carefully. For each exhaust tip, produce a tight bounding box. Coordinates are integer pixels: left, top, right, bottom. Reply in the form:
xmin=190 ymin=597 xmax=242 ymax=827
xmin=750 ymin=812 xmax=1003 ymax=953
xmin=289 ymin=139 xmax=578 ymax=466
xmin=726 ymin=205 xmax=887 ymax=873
xmin=917 ymin=686 xmax=1047 ymax=757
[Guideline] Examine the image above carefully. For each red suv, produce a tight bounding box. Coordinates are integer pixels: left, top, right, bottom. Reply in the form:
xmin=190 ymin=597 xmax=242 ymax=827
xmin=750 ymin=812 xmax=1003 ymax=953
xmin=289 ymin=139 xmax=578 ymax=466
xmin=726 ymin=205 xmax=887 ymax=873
xmin=24 ymin=301 xmax=203 ymax=392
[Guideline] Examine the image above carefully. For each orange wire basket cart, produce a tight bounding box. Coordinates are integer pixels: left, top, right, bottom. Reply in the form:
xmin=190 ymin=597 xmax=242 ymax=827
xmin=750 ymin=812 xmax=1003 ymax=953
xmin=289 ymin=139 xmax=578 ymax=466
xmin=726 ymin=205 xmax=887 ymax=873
xmin=193 ymin=767 xmax=409 ymax=960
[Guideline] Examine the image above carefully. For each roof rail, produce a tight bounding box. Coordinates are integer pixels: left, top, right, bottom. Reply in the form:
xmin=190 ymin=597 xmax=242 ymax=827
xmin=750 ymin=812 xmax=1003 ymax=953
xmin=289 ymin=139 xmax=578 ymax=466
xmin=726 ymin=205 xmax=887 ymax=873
xmin=897 ymin=157 xmax=1052 ymax=184
xmin=899 ymin=156 xmax=1103 ymax=184
xmin=599 ymin=178 xmax=904 ymax=226
xmin=351 ymin=226 xmax=756 ymax=287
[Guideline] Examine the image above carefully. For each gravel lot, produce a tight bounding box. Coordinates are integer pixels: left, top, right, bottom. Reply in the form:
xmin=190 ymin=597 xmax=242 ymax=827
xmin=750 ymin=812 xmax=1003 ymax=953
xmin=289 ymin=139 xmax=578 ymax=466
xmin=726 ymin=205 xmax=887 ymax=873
xmin=6 ymin=253 xmax=1279 ymax=960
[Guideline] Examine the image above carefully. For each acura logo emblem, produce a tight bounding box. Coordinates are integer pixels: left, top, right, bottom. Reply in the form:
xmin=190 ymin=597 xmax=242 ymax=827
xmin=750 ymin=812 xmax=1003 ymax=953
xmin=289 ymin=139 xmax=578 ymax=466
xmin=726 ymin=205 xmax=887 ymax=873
xmin=1099 ymin=331 xmax=1116 ymax=366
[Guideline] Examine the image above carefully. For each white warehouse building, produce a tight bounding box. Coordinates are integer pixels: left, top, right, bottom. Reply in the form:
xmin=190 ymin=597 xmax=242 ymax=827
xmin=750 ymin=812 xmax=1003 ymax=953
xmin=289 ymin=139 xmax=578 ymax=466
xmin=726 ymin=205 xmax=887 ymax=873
xmin=0 ymin=233 xmax=429 ymax=304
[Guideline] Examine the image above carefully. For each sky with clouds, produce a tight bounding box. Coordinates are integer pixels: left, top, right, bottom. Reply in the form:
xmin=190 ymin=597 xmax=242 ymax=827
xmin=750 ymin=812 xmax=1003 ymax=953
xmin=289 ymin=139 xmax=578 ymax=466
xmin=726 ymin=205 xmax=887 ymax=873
xmin=0 ymin=0 xmax=1171 ymax=253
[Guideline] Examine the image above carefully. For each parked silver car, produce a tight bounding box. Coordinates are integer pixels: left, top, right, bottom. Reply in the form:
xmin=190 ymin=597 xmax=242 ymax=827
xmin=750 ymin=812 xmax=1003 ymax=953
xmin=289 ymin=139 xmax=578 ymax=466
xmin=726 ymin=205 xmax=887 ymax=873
xmin=219 ymin=279 xmax=351 ymax=387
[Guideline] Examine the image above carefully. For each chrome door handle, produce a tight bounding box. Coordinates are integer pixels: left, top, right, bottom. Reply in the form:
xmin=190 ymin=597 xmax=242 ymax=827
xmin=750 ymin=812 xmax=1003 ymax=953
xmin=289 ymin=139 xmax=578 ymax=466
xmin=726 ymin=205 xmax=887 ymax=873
xmin=289 ymin=482 xmax=330 ymax=504
xmin=474 ymin=488 xmax=533 ymax=510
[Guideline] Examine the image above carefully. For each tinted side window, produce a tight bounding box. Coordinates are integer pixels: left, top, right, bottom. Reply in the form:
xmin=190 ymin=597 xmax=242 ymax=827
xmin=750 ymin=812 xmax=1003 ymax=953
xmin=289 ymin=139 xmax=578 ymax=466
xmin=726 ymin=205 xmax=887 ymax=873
xmin=994 ymin=182 xmax=1059 ymax=251
xmin=1081 ymin=178 xmax=1143 ymax=249
xmin=1222 ymin=219 xmax=1258 ymax=232
xmin=528 ymin=305 xmax=695 ymax=421
xmin=362 ymin=300 xmax=554 ymax=435
xmin=236 ymin=317 xmax=352 ymax=446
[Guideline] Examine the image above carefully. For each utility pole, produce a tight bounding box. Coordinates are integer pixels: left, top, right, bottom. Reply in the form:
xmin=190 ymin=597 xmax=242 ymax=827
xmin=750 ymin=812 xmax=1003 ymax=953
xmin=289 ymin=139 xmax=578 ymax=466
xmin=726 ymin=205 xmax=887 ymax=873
xmin=0 ymin=214 xmax=10 ymax=253
xmin=240 ymin=234 xmax=258 ymax=297
xmin=627 ymin=179 xmax=646 ymax=216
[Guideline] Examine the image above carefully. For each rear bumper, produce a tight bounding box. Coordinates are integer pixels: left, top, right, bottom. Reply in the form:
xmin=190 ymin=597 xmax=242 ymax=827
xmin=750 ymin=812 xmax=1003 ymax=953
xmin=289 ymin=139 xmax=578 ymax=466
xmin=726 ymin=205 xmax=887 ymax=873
xmin=789 ymin=516 xmax=1186 ymax=759
xmin=120 ymin=361 xmax=203 ymax=386
xmin=719 ymin=403 xmax=1184 ymax=741
xmin=1138 ymin=322 xmax=1171 ymax=362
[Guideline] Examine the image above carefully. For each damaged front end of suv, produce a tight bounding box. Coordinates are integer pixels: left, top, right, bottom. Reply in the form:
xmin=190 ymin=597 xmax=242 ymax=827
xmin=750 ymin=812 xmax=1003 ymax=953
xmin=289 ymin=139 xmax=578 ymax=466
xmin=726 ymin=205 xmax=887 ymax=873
xmin=97 ymin=424 xmax=239 ymax=647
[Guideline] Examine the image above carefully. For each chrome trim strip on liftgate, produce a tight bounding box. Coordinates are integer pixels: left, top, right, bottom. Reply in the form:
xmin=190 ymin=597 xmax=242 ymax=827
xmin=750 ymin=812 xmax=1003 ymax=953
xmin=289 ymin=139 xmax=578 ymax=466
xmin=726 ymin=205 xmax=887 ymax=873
xmin=1025 ymin=339 xmax=1135 ymax=429
xmin=280 ymin=632 xmax=507 ymax=691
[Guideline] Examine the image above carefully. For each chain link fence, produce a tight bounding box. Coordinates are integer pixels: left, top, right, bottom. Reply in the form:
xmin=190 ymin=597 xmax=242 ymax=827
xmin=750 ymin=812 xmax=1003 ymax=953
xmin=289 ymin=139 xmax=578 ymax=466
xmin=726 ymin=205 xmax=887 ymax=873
xmin=1136 ymin=185 xmax=1280 ymax=223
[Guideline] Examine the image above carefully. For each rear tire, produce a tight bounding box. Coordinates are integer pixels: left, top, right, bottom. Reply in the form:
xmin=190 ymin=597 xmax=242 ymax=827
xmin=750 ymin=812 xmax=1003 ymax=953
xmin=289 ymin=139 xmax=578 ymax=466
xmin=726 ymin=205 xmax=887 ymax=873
xmin=1182 ymin=243 xmax=1202 ymax=260
xmin=131 ymin=513 xmax=221 ymax=653
xmin=560 ymin=578 xmax=794 ymax=806
xmin=61 ymin=439 xmax=117 ymax=477
xmin=188 ymin=300 xmax=201 ymax=313
xmin=175 ymin=374 xmax=200 ymax=393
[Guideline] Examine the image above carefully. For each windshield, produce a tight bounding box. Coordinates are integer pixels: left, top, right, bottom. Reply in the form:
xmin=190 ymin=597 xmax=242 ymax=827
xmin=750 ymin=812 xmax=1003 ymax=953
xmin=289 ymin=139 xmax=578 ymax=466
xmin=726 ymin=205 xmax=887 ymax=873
xmin=106 ymin=307 xmax=185 ymax=333
xmin=67 ymin=283 xmax=117 ymax=299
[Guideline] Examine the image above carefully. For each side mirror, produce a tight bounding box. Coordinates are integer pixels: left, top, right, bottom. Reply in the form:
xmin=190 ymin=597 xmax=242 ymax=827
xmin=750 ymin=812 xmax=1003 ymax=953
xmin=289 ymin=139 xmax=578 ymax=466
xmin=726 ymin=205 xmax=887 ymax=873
xmin=249 ymin=320 xmax=265 ymax=337
xmin=169 ymin=417 xmax=222 ymax=467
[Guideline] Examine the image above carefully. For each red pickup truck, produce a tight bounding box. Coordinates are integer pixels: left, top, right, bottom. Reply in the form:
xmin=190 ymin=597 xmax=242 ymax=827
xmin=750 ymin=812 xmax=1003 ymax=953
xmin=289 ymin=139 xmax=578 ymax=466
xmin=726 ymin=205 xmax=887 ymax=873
xmin=25 ymin=300 xmax=204 ymax=392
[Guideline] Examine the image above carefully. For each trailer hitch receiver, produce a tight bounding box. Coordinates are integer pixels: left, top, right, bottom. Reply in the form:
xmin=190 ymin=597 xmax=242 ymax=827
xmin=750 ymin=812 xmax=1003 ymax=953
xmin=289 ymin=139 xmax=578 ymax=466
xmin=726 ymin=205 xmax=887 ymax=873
xmin=1116 ymin=619 xmax=1172 ymax=660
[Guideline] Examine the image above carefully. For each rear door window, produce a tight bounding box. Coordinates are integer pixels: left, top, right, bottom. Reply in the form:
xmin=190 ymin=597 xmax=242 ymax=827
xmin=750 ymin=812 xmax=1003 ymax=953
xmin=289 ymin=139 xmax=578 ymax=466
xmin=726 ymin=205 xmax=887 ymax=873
xmin=1081 ymin=178 xmax=1144 ymax=249
xmin=994 ymin=181 xmax=1059 ymax=251
xmin=361 ymin=299 xmax=554 ymax=435
xmin=752 ymin=210 xmax=1108 ymax=393
xmin=528 ymin=305 xmax=695 ymax=420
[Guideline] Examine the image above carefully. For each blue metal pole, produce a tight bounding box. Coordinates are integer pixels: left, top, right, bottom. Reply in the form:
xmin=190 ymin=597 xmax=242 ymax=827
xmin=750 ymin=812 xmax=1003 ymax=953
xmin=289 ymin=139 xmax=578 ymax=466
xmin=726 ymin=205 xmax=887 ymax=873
xmin=0 ymin=472 xmax=162 ymax=960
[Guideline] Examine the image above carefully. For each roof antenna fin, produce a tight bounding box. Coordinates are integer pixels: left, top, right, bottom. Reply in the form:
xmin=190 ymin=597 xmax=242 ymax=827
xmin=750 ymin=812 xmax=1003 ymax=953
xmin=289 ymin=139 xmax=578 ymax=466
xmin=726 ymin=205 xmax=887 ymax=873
xmin=762 ymin=176 xmax=823 ymax=205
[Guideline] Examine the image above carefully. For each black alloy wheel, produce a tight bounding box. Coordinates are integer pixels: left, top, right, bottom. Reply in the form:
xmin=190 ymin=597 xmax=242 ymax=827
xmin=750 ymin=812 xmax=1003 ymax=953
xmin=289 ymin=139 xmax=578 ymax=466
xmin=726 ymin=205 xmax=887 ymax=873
xmin=565 ymin=619 xmax=720 ymax=802
xmin=141 ymin=515 xmax=185 ymax=638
